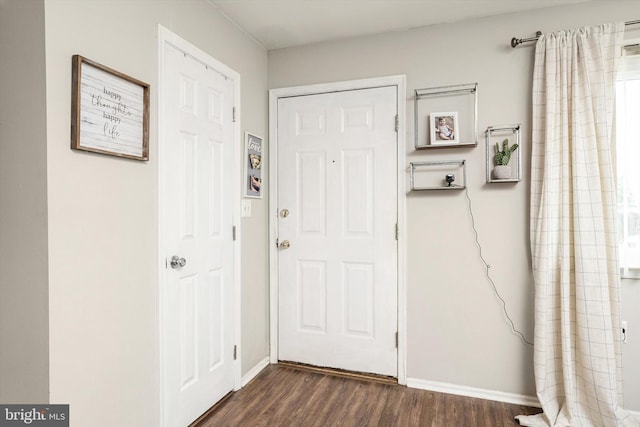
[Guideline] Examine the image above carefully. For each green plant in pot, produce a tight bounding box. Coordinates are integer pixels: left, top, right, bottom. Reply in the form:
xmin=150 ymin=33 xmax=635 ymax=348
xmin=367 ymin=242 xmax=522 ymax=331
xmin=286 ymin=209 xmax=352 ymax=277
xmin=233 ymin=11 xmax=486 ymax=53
xmin=494 ymin=139 xmax=518 ymax=179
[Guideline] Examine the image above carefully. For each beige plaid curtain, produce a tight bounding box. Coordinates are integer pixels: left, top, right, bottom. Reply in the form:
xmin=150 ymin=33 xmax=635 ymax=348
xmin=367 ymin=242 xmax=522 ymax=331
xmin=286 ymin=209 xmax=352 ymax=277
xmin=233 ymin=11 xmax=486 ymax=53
xmin=516 ymin=23 xmax=639 ymax=427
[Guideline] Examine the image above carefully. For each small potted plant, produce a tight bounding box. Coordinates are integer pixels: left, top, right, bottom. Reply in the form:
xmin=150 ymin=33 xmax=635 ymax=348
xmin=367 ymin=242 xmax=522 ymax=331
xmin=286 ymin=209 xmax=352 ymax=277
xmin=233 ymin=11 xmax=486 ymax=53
xmin=494 ymin=139 xmax=518 ymax=179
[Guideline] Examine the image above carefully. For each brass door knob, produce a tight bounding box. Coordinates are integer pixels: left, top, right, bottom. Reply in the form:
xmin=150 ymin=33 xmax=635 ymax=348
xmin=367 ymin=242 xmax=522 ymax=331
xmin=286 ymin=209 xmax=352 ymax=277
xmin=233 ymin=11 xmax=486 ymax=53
xmin=279 ymin=240 xmax=291 ymax=249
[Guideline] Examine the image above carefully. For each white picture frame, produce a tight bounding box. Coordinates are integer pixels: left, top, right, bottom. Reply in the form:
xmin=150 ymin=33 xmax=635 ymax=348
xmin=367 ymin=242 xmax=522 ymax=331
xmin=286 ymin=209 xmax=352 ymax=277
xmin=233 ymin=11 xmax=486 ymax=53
xmin=244 ymin=132 xmax=264 ymax=198
xmin=430 ymin=112 xmax=459 ymax=145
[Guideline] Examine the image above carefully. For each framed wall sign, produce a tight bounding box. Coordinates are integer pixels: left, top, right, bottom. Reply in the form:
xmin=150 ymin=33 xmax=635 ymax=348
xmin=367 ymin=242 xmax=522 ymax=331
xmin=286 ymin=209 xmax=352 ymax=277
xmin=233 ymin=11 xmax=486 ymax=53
xmin=244 ymin=132 xmax=264 ymax=198
xmin=71 ymin=55 xmax=150 ymax=161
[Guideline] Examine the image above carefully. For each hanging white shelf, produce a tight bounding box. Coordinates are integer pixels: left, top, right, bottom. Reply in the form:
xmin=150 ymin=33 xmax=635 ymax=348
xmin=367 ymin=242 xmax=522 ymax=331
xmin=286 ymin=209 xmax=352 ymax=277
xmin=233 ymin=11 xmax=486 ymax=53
xmin=410 ymin=160 xmax=467 ymax=191
xmin=414 ymin=83 xmax=478 ymax=149
xmin=485 ymin=124 xmax=521 ymax=183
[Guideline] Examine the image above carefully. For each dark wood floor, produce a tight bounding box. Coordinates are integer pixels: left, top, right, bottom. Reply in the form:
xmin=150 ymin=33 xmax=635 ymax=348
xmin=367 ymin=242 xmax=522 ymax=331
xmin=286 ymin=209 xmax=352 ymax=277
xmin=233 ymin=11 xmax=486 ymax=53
xmin=193 ymin=364 xmax=541 ymax=427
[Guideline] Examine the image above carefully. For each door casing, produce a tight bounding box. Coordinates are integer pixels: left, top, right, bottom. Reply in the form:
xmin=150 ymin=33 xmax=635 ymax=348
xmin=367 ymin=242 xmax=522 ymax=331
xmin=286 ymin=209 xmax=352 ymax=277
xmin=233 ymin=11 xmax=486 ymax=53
xmin=268 ymin=75 xmax=407 ymax=384
xmin=157 ymin=25 xmax=243 ymax=426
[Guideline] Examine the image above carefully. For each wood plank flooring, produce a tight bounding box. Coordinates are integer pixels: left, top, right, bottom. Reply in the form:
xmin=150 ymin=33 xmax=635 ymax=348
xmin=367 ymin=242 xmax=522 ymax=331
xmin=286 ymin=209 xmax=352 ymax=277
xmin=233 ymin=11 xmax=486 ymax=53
xmin=193 ymin=364 xmax=541 ymax=427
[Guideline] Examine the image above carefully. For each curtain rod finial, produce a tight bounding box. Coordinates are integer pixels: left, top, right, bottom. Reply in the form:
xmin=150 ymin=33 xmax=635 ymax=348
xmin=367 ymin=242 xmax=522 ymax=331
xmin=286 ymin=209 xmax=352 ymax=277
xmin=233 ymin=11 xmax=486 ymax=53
xmin=511 ymin=31 xmax=543 ymax=48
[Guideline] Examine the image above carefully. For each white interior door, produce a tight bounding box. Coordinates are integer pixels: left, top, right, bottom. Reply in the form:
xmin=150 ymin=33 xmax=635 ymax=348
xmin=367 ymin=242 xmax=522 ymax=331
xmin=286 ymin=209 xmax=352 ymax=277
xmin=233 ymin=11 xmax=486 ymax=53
xmin=277 ymin=86 xmax=398 ymax=377
xmin=160 ymin=41 xmax=236 ymax=426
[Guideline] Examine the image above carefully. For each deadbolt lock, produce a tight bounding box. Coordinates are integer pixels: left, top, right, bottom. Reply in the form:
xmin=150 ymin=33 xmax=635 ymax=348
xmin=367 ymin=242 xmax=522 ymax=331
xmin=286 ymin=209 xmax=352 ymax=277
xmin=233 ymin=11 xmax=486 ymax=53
xmin=170 ymin=256 xmax=187 ymax=269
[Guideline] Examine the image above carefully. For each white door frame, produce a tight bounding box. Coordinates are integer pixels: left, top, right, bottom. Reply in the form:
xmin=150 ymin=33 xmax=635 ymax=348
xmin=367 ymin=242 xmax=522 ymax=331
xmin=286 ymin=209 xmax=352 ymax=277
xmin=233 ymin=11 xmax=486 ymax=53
xmin=268 ymin=75 xmax=407 ymax=385
xmin=157 ymin=25 xmax=243 ymax=425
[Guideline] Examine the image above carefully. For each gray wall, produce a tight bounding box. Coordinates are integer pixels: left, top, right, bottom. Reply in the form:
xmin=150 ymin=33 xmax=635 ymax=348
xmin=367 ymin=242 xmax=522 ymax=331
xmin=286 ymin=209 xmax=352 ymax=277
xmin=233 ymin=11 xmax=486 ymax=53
xmin=0 ymin=0 xmax=50 ymax=404
xmin=4 ymin=0 xmax=639 ymax=422
xmin=268 ymin=0 xmax=640 ymax=410
xmin=43 ymin=1 xmax=268 ymax=425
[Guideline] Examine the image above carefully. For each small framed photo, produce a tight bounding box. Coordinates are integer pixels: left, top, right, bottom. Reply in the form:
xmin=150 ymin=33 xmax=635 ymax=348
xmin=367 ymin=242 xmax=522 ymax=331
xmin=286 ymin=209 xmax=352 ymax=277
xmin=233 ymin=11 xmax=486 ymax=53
xmin=245 ymin=132 xmax=263 ymax=198
xmin=430 ymin=112 xmax=459 ymax=145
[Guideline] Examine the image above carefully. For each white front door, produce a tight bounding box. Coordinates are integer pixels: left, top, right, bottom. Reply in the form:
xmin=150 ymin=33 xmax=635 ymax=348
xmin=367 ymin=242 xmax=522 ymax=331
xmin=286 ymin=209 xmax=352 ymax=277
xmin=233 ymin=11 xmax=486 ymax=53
xmin=160 ymin=39 xmax=236 ymax=426
xmin=277 ymin=86 xmax=398 ymax=377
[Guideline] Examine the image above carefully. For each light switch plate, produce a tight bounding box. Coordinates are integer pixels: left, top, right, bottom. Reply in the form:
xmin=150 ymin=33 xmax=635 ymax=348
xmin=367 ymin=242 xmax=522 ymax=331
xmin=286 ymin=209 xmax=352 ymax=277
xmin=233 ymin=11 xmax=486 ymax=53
xmin=242 ymin=199 xmax=252 ymax=217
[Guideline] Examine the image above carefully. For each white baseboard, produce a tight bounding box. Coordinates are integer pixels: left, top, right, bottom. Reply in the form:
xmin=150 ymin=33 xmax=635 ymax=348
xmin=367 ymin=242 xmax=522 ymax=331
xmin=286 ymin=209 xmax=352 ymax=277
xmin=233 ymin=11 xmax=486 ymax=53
xmin=406 ymin=378 xmax=541 ymax=408
xmin=628 ymin=409 xmax=640 ymax=422
xmin=241 ymin=356 xmax=270 ymax=387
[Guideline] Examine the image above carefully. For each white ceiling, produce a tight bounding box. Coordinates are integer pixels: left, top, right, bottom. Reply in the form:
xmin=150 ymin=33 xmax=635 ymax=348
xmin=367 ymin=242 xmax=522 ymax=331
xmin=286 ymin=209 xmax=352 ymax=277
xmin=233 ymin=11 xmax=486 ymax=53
xmin=208 ymin=0 xmax=593 ymax=50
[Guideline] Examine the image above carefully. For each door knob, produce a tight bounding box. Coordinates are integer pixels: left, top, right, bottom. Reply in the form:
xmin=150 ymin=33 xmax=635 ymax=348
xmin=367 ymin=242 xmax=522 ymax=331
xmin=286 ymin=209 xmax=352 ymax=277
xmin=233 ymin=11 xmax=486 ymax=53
xmin=170 ymin=255 xmax=187 ymax=269
xmin=280 ymin=209 xmax=290 ymax=218
xmin=279 ymin=240 xmax=291 ymax=249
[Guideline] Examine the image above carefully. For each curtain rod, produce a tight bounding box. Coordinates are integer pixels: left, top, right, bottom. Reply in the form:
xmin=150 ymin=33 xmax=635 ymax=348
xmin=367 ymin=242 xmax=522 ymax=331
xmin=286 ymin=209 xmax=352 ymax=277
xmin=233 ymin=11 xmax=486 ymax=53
xmin=510 ymin=20 xmax=640 ymax=48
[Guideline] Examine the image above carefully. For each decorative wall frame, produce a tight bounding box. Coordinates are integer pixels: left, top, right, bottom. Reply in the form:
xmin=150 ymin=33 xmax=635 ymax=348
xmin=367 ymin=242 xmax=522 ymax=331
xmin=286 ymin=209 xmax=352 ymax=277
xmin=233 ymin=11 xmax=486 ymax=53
xmin=71 ymin=55 xmax=150 ymax=161
xmin=410 ymin=160 xmax=467 ymax=191
xmin=414 ymin=83 xmax=478 ymax=149
xmin=244 ymin=132 xmax=264 ymax=198
xmin=485 ymin=124 xmax=521 ymax=183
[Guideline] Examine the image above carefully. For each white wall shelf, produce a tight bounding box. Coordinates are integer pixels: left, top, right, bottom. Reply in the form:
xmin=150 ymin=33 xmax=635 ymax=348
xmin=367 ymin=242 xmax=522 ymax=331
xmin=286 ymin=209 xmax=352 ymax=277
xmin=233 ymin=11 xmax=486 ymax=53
xmin=414 ymin=83 xmax=478 ymax=149
xmin=410 ymin=160 xmax=467 ymax=191
xmin=485 ymin=125 xmax=521 ymax=183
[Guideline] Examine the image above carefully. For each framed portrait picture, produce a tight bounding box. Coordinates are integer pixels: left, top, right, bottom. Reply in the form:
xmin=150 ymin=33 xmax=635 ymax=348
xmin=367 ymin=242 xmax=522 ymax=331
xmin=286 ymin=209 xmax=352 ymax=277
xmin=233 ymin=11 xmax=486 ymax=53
xmin=430 ymin=112 xmax=459 ymax=145
xmin=245 ymin=132 xmax=263 ymax=198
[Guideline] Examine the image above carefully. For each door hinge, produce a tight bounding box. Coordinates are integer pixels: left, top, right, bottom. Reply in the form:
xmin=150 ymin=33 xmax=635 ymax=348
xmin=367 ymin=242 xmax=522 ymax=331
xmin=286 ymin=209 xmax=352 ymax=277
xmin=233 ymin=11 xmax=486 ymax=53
xmin=395 ymin=223 xmax=399 ymax=240
xmin=395 ymin=114 xmax=399 ymax=132
xmin=233 ymin=225 xmax=237 ymax=241
xmin=232 ymin=107 xmax=237 ymax=122
xmin=395 ymin=332 xmax=398 ymax=348
xmin=233 ymin=345 xmax=237 ymax=360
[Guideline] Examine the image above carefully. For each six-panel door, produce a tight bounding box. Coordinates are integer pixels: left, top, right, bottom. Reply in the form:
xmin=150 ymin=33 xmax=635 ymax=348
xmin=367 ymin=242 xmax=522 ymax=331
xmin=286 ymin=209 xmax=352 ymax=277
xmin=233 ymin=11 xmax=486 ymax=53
xmin=277 ymin=86 xmax=399 ymax=377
